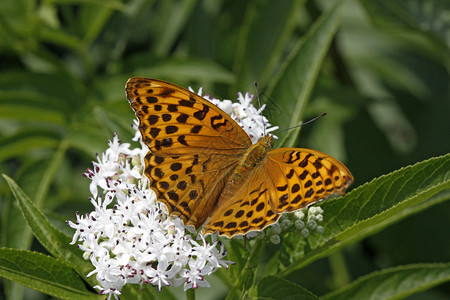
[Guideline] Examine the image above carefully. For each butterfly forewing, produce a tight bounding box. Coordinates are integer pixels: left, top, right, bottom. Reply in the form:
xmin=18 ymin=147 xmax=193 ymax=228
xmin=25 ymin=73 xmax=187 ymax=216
xmin=126 ymin=78 xmax=251 ymax=155
xmin=127 ymin=78 xmax=253 ymax=229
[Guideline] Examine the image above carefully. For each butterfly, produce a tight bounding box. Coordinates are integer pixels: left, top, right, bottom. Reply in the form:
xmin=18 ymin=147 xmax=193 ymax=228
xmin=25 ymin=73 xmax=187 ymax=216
xmin=126 ymin=78 xmax=353 ymax=237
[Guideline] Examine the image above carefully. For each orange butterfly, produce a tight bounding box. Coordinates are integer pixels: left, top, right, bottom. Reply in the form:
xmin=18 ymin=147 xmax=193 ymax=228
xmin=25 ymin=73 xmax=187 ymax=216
xmin=126 ymin=78 xmax=353 ymax=237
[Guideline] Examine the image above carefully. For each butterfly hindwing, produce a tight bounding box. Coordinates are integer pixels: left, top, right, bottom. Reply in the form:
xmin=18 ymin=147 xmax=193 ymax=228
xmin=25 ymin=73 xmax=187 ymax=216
xmin=202 ymin=147 xmax=353 ymax=237
xmin=202 ymin=165 xmax=281 ymax=237
xmin=265 ymin=148 xmax=354 ymax=213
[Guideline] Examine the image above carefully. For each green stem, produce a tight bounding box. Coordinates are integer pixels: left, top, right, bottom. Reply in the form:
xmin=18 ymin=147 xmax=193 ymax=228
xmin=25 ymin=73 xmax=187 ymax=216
xmin=186 ymin=288 xmax=195 ymax=300
xmin=328 ymin=250 xmax=351 ymax=288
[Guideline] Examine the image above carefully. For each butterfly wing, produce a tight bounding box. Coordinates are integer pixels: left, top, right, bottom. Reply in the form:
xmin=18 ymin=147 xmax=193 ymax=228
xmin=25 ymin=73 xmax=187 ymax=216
xmin=202 ymin=165 xmax=280 ymax=237
xmin=264 ymin=148 xmax=353 ymax=213
xmin=126 ymin=78 xmax=252 ymax=228
xmin=126 ymin=78 xmax=251 ymax=155
xmin=202 ymin=148 xmax=353 ymax=237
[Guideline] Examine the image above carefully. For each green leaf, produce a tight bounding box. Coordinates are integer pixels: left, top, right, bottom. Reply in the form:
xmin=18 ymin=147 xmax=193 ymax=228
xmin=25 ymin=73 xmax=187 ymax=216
xmin=47 ymin=0 xmax=125 ymax=10
xmin=322 ymin=263 xmax=450 ymax=300
xmin=66 ymin=122 xmax=113 ymax=155
xmin=0 ymin=248 xmax=102 ymax=300
xmin=38 ymin=26 xmax=82 ymax=51
xmin=0 ymin=104 xmax=66 ymax=125
xmin=153 ymin=0 xmax=197 ymax=56
xmin=233 ymin=0 xmax=307 ymax=92
xmin=359 ymin=1 xmax=450 ymax=48
xmin=280 ymin=154 xmax=450 ymax=275
xmin=224 ymin=239 xmax=264 ymax=300
xmin=0 ymin=72 xmax=85 ymax=105
xmin=265 ymin=0 xmax=347 ymax=147
xmin=367 ymin=100 xmax=417 ymax=154
xmin=2 ymin=175 xmax=97 ymax=287
xmin=79 ymin=4 xmax=115 ymax=48
xmin=0 ymin=130 xmax=60 ymax=161
xmin=127 ymin=57 xmax=235 ymax=84
xmin=257 ymin=276 xmax=318 ymax=300
xmin=226 ymin=239 xmax=250 ymax=279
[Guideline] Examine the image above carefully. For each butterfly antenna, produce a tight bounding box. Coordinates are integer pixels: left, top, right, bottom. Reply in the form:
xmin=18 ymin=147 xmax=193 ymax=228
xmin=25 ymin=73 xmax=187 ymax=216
xmin=277 ymin=113 xmax=327 ymax=134
xmin=254 ymin=81 xmax=266 ymax=137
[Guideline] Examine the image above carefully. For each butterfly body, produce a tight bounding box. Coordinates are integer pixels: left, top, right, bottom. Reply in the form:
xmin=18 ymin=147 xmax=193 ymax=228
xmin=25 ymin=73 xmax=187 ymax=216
xmin=229 ymin=135 xmax=272 ymax=182
xmin=127 ymin=78 xmax=353 ymax=237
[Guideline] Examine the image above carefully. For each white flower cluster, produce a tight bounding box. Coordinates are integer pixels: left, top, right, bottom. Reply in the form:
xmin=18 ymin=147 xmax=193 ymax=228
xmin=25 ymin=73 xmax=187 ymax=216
xmin=68 ymin=133 xmax=232 ymax=298
xmin=68 ymin=87 xmax=278 ymax=299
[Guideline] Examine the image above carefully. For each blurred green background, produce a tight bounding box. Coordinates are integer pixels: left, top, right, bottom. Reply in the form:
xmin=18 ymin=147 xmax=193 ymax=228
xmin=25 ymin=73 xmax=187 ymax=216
xmin=0 ymin=0 xmax=449 ymax=299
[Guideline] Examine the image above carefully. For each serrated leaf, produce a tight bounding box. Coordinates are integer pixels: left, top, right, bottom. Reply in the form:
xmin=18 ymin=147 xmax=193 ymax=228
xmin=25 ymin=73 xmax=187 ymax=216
xmin=322 ymin=263 xmax=450 ymax=300
xmin=0 ymin=248 xmax=101 ymax=300
xmin=257 ymin=276 xmax=318 ymax=300
xmin=280 ymin=154 xmax=450 ymax=275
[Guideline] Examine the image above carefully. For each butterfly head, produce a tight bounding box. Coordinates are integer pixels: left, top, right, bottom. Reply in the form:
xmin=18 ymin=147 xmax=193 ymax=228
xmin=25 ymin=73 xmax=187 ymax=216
xmin=257 ymin=134 xmax=274 ymax=151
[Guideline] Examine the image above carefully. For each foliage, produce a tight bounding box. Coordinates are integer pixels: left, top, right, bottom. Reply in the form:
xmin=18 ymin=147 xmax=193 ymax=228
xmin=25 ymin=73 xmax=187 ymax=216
xmin=1 ymin=0 xmax=449 ymax=299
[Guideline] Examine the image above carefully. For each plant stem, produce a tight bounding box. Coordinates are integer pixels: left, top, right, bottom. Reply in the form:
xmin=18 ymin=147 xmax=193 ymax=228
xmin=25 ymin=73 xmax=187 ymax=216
xmin=329 ymin=250 xmax=351 ymax=288
xmin=186 ymin=288 xmax=195 ymax=300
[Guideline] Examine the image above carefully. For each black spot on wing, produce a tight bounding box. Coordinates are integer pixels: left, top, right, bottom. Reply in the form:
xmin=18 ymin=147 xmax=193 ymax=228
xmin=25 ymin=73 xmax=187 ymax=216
xmin=165 ymin=125 xmax=178 ymax=134
xmin=146 ymin=96 xmax=158 ymax=103
xmin=148 ymin=115 xmax=158 ymax=125
xmin=191 ymin=125 xmax=202 ymax=134
xmin=179 ymin=99 xmax=195 ymax=107
xmin=193 ymin=104 xmax=209 ymax=120
xmin=211 ymin=114 xmax=227 ymax=130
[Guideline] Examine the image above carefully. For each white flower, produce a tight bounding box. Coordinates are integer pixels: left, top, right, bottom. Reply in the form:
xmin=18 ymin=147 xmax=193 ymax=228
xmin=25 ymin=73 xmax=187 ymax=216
xmin=182 ymin=260 xmax=212 ymax=290
xmin=232 ymin=92 xmax=279 ymax=143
